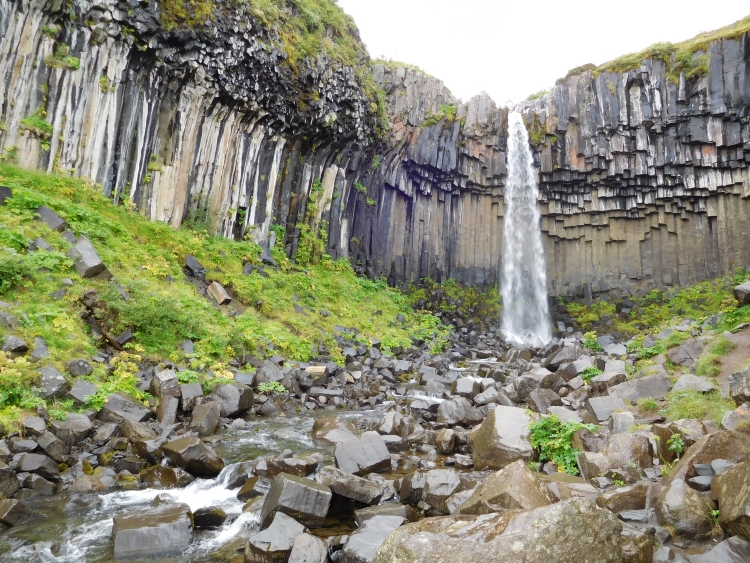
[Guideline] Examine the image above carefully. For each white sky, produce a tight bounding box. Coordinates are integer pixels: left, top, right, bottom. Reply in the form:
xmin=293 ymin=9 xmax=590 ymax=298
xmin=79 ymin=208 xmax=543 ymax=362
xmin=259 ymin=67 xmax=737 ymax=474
xmin=337 ymin=0 xmax=750 ymax=104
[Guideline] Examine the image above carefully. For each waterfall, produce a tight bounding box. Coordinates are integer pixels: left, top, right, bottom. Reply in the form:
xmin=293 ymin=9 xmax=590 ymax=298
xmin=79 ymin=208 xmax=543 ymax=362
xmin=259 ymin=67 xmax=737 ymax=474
xmin=501 ymin=111 xmax=551 ymax=347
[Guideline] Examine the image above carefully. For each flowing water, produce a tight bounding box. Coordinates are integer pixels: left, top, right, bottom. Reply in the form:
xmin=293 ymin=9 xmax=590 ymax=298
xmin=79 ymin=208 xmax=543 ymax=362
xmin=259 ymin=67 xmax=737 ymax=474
xmin=501 ymin=111 xmax=551 ymax=347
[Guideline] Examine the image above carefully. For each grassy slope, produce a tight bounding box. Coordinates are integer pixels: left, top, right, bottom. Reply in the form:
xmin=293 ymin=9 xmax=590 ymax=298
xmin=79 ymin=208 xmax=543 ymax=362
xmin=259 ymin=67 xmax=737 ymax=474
xmin=0 ymin=164 xmax=448 ymax=427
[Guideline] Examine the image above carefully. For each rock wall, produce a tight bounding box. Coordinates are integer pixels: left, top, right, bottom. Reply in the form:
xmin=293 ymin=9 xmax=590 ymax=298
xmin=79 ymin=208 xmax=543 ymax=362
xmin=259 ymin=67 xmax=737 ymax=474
xmin=2 ymin=0 xmax=750 ymax=296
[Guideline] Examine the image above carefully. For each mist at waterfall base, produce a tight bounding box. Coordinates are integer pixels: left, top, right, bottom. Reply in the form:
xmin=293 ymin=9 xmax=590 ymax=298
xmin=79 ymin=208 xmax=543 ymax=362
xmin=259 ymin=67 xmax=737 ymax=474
xmin=500 ymin=112 xmax=552 ymax=348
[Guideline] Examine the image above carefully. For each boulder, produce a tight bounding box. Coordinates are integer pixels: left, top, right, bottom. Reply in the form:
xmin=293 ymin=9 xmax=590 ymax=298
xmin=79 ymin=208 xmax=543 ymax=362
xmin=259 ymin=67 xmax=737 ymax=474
xmin=0 ymin=311 xmax=17 ymax=330
xmin=665 ymin=430 xmax=750 ymax=482
xmin=436 ymin=397 xmax=482 ymax=426
xmin=721 ymin=404 xmax=750 ymax=431
xmin=584 ymin=396 xmax=628 ymax=423
xmin=422 ymin=469 xmax=462 ymax=515
xmin=66 ymin=379 xmax=98 ymax=405
xmin=67 ymin=235 xmax=109 ymax=278
xmin=342 ymin=515 xmax=405 ymax=563
xmin=26 ymin=474 xmax=57 ymax=495
xmin=335 ymin=431 xmax=391 ymax=475
xmin=37 ymin=365 xmax=70 ymax=399
xmin=209 ymin=382 xmax=254 ymax=417
xmin=589 ymin=372 xmax=627 ymax=395
xmin=139 ymin=465 xmax=178 ymax=488
xmin=620 ymin=522 xmax=654 ymax=563
xmin=50 ymin=413 xmax=93 ymax=448
xmin=190 ymin=401 xmax=221 ymax=436
xmin=711 ymin=459 xmax=750 ymax=539
xmin=0 ymin=186 xmax=12 ymax=204
xmin=161 ymin=437 xmax=224 ymax=477
xmin=0 ymin=467 xmax=20 ymax=498
xmin=729 ymin=369 xmax=750 ymax=406
xmin=97 ymin=392 xmax=153 ymax=423
xmin=0 ymin=499 xmax=31 ymax=527
xmin=193 ymin=506 xmax=228 ymax=529
xmin=667 ymin=340 xmax=703 ymax=368
xmin=733 ymin=281 xmax=750 ymax=306
xmin=150 ymin=369 xmax=181 ymax=398
xmin=527 ymin=388 xmax=562 ymax=414
xmin=546 ymin=343 xmax=584 ymax=369
xmin=608 ymin=372 xmax=672 ymax=402
xmin=354 ymin=504 xmax=419 ymax=526
xmin=288 ymin=533 xmax=327 ymax=563
xmin=457 ymin=460 xmax=555 ymax=514
xmin=35 ymin=205 xmax=68 ymax=231
xmin=378 ymin=411 xmax=403 ymax=435
xmin=689 ymin=536 xmax=750 ymax=563
xmin=17 ymin=452 xmax=60 ymax=480
xmin=372 ymin=498 xmax=623 ymax=563
xmin=156 ymin=396 xmax=179 ymax=426
xmin=245 ymin=512 xmax=307 ymax=563
xmin=66 ymin=359 xmax=93 ymax=377
xmin=255 ymin=360 xmax=285 ymax=384
xmin=2 ymin=335 xmax=28 ymax=355
xmin=207 ymin=281 xmax=231 ymax=305
xmin=185 ymin=255 xmax=206 ymax=278
xmin=260 ymin=472 xmax=332 ymax=528
xmin=180 ymin=383 xmax=204 ymax=411
xmin=452 ymin=377 xmax=481 ymax=399
xmin=609 ymin=411 xmax=636 ymax=434
xmin=20 ymin=415 xmax=47 ymax=437
xmin=602 ymin=433 xmax=652 ymax=469
xmin=472 ymin=406 xmax=533 ymax=470
xmin=673 ymin=374 xmax=717 ymax=394
xmin=435 ymin=428 xmax=456 ymax=454
xmin=473 ymin=387 xmax=498 ymax=406
xmin=316 ymin=465 xmax=383 ymax=505
xmin=112 ymin=502 xmax=192 ymax=558
xmin=656 ymin=479 xmax=715 ymax=537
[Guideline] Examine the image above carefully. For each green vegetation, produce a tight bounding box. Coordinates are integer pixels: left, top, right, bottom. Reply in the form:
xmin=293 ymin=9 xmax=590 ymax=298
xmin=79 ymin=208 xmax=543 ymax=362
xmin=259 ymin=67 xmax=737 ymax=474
xmin=0 ymin=164 xmax=451 ymax=427
xmin=661 ymin=389 xmax=735 ymax=425
xmin=257 ymin=381 xmax=287 ymax=394
xmin=353 ymin=182 xmax=367 ymax=194
xmin=522 ymin=112 xmax=549 ymax=146
xmin=667 ymin=433 xmax=685 ymax=457
xmin=19 ymin=108 xmax=53 ymax=151
xmin=595 ymin=15 xmax=750 ymax=82
xmin=696 ymin=335 xmax=736 ymax=377
xmin=525 ymin=88 xmax=551 ymax=102
xmin=370 ymin=58 xmax=433 ymax=77
xmin=561 ymin=63 xmax=597 ymax=81
xmin=421 ymin=104 xmax=458 ymax=128
xmin=528 ymin=414 xmax=598 ymax=475
xmin=43 ymin=44 xmax=80 ymax=71
xmin=580 ymin=366 xmax=603 ymax=383
xmin=365 ymin=197 xmax=376 ymax=207
xmin=637 ymin=398 xmax=659 ymax=412
xmin=407 ymin=278 xmax=501 ymax=333
xmin=582 ymin=331 xmax=603 ymax=352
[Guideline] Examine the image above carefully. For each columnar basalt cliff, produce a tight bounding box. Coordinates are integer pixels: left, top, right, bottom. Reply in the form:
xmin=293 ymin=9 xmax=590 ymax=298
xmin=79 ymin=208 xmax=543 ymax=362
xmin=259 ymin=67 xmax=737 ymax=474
xmin=2 ymin=0 xmax=750 ymax=296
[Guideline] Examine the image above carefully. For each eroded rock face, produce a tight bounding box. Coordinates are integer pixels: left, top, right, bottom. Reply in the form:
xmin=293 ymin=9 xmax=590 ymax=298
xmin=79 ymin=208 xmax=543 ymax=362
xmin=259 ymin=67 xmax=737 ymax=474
xmin=656 ymin=479 xmax=716 ymax=538
xmin=372 ymin=498 xmax=623 ymax=563
xmin=472 ymin=406 xmax=533 ymax=470
xmin=112 ymin=502 xmax=192 ymax=558
xmin=711 ymin=459 xmax=750 ymax=539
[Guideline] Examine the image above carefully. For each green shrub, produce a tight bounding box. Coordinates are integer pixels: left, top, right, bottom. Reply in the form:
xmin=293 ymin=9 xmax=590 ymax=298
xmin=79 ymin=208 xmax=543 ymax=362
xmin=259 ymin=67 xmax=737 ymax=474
xmin=258 ymin=381 xmax=287 ymax=394
xmin=580 ymin=366 xmax=602 ymax=382
xmin=582 ymin=331 xmax=603 ymax=352
xmin=636 ymin=341 xmax=666 ymax=359
xmin=528 ymin=414 xmax=598 ymax=475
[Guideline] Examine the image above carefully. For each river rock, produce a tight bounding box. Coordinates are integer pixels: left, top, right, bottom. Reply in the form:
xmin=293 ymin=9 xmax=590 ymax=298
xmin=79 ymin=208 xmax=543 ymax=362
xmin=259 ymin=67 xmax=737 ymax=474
xmin=50 ymin=413 xmax=93 ymax=447
xmin=435 ymin=428 xmax=456 ymax=454
xmin=656 ymin=478 xmax=716 ymax=537
xmin=260 ymin=472 xmax=332 ymax=528
xmin=372 ymin=498 xmax=622 ymax=563
xmin=17 ymin=452 xmax=60 ymax=481
xmin=180 ymin=383 xmax=204 ymax=411
xmin=689 ymin=535 xmax=750 ymax=562
xmin=378 ymin=411 xmax=403 ymax=435
xmin=112 ymin=502 xmax=192 ymax=558
xmin=729 ymin=369 xmax=750 ymax=406
xmin=734 ymin=281 xmax=750 ymax=306
xmin=711 ymin=459 xmax=750 ymax=539
xmin=436 ymin=397 xmax=482 ymax=426
xmin=245 ymin=512 xmax=307 ymax=563
xmin=97 ymin=392 xmax=153 ymax=423
xmin=255 ymin=360 xmax=285 ymax=384
xmin=161 ymin=437 xmax=224 ymax=477
xmin=37 ymin=365 xmax=70 ymax=399
xmin=355 ymin=504 xmax=419 ymax=526
xmin=209 ymin=382 xmax=254 ymax=417
xmin=457 ymin=460 xmax=556 ymax=514
xmin=193 ymin=506 xmax=228 ymax=528
xmin=335 ymin=431 xmax=391 ymax=475
xmin=190 ymin=401 xmax=221 ymax=435
xmin=342 ymin=515 xmax=405 ymax=563
xmin=0 ymin=499 xmax=31 ymax=527
xmin=67 ymin=235 xmax=109 ymax=278
xmin=422 ymin=469 xmax=462 ymax=515
xmin=316 ymin=465 xmax=383 ymax=504
xmin=288 ymin=532 xmax=327 ymax=563
xmin=139 ymin=465 xmax=178 ymax=488
xmin=472 ymin=406 xmax=533 ymax=470
xmin=0 ymin=467 xmax=20 ymax=498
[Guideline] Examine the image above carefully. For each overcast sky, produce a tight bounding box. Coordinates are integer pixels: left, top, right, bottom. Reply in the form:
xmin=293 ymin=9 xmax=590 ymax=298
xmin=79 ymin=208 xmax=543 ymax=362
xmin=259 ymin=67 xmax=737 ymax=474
xmin=337 ymin=0 xmax=750 ymax=104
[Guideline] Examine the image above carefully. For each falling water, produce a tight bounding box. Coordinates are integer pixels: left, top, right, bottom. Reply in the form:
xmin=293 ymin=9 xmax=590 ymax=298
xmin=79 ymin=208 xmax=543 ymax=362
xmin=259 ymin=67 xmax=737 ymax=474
xmin=501 ymin=111 xmax=551 ymax=347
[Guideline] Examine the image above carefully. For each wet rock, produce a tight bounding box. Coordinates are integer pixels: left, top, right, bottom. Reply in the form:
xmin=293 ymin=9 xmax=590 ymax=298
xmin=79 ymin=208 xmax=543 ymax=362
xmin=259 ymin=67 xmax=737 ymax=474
xmin=20 ymin=415 xmax=47 ymax=437
xmin=255 ymin=360 xmax=285 ymax=384
xmin=97 ymin=392 xmax=153 ymax=423
xmin=50 ymin=413 xmax=93 ymax=448
xmin=656 ymin=479 xmax=716 ymax=537
xmin=245 ymin=512 xmax=307 ymax=563
xmin=437 ymin=397 xmax=482 ymax=426
xmin=37 ymin=365 xmax=70 ymax=399
xmin=729 ymin=369 xmax=750 ymax=406
xmin=112 ymin=502 xmax=192 ymax=558
xmin=422 ymin=469 xmax=462 ymax=515
xmin=207 ymin=281 xmax=231 ymax=305
xmin=185 ymin=255 xmax=206 ymax=278
xmin=711 ymin=459 xmax=750 ymax=539
xmin=472 ymin=406 xmax=533 ymax=470
xmin=67 ymin=235 xmax=109 ymax=278
xmin=595 ymin=482 xmax=654 ymax=513
xmin=435 ymin=428 xmax=456 ymax=454
xmin=180 ymin=383 xmax=204 ymax=411
xmin=673 ymin=374 xmax=717 ymax=394
xmin=584 ymin=396 xmax=628 ymax=423
xmin=0 ymin=499 xmax=31 ymax=527
xmin=139 ymin=466 xmax=178 ymax=488
xmin=288 ymin=532 xmax=328 ymax=563
xmin=335 ymin=431 xmax=391 ymax=475
xmin=317 ymin=465 xmax=383 ymax=505
xmin=378 ymin=411 xmax=403 ymax=435
xmin=194 ymin=506 xmax=228 ymax=529
xmin=355 ymin=504 xmax=418 ymax=526
xmin=161 ymin=437 xmax=224 ymax=477
xmin=342 ymin=515 xmax=405 ymax=563
xmin=473 ymin=387 xmax=499 ymax=406
xmin=620 ymin=522 xmax=654 ymax=563
xmin=260 ymin=472 xmax=332 ymax=528
xmin=689 ymin=535 xmax=750 ymax=562
xmin=66 ymin=379 xmax=98 ymax=405
xmin=733 ymin=281 xmax=750 ymax=306
xmin=35 ymin=205 xmax=68 ymax=231
xmin=25 ymin=473 xmax=55 ymax=495
xmin=36 ymin=431 xmax=66 ymax=462
xmin=608 ymin=372 xmax=672 ymax=402
xmin=457 ymin=460 xmax=556 ymax=514
xmin=210 ymin=382 xmax=254 ymax=417
xmin=452 ymin=377 xmax=481 ymax=399
xmin=0 ymin=467 xmax=20 ymax=498
xmin=666 ymin=430 xmax=750 ymax=482
xmin=156 ymin=396 xmax=179 ymax=426
xmin=17 ymin=452 xmax=60 ymax=481
xmin=150 ymin=369 xmax=181 ymax=398
xmin=190 ymin=401 xmax=221 ymax=436
xmin=372 ymin=498 xmax=623 ymax=563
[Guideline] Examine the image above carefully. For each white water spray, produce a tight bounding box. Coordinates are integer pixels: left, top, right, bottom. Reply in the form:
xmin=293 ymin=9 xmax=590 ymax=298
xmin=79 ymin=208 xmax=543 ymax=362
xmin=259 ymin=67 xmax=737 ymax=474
xmin=501 ymin=111 xmax=551 ymax=347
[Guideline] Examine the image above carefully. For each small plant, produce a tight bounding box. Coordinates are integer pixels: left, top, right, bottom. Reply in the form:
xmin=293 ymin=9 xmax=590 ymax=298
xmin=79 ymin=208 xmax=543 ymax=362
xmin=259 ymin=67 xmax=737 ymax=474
xmin=257 ymin=381 xmax=287 ymax=394
xmin=528 ymin=414 xmax=598 ymax=475
xmin=667 ymin=433 xmax=685 ymax=457
xmin=20 ymin=108 xmax=53 ymax=142
xmin=636 ymin=342 xmax=666 ymax=359
xmin=354 ymin=182 xmax=367 ymax=194
xmin=661 ymin=460 xmax=676 ymax=478
xmin=637 ymin=398 xmax=659 ymax=412
xmin=44 ymin=44 xmax=80 ymax=71
xmin=371 ymin=155 xmax=381 ymax=170
xmin=366 ymin=197 xmax=376 ymax=207
xmin=709 ymin=508 xmax=722 ymax=538
xmin=613 ymin=478 xmax=626 ymax=487
xmin=99 ymin=76 xmax=109 ymax=93
xmin=580 ymin=366 xmax=603 ymax=382
xmin=582 ymin=331 xmax=603 ymax=352
xmin=147 ymin=153 xmax=163 ymax=172
xmin=525 ymin=88 xmax=550 ymax=101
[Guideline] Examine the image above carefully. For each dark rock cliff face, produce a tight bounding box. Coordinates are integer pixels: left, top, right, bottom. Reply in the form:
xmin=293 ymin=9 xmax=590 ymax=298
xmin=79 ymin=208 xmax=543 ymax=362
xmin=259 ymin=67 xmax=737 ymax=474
xmin=2 ymin=0 xmax=749 ymax=296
